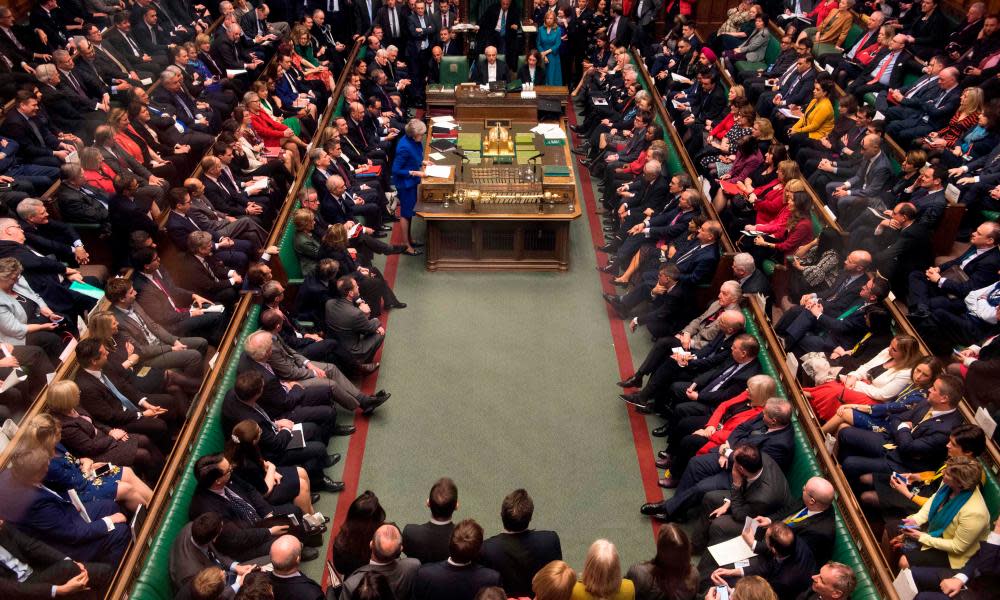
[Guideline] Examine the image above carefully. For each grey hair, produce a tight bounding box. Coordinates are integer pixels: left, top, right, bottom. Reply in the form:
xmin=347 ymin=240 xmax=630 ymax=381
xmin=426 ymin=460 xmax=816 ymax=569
xmin=35 ymin=64 xmax=58 ymax=84
xmin=720 ymin=280 xmax=744 ymax=298
xmin=187 ymin=230 xmax=213 ymax=253
xmin=733 ymin=252 xmax=756 ymax=273
xmin=52 ymin=49 xmax=70 ymax=62
xmin=242 ymin=91 xmax=259 ymax=104
xmin=15 ymin=198 xmax=44 ymax=221
xmin=244 ymin=330 xmax=273 ymax=361
xmin=405 ymin=118 xmax=427 ymax=139
xmin=764 ymin=397 xmax=793 ymax=426
xmin=307 ymin=147 xmax=324 ymax=162
xmin=642 ymin=159 xmax=660 ymax=177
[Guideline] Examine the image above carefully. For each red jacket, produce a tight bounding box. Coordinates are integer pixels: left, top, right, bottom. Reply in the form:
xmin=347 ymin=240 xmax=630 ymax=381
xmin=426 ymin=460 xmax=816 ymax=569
xmin=249 ymin=109 xmax=288 ymax=148
xmin=697 ymin=391 xmax=764 ymax=454
xmin=753 ymin=179 xmax=784 ymax=223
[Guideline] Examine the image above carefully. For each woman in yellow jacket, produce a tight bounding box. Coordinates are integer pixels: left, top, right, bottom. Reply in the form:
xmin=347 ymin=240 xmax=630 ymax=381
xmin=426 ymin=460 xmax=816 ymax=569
xmin=787 ymin=79 xmax=836 ymax=157
xmin=896 ymin=456 xmax=990 ymax=577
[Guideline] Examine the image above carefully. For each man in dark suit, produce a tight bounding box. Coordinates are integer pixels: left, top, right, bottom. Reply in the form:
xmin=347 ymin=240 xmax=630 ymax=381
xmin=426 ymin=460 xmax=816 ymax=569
xmin=106 ymin=277 xmax=207 ymax=378
xmin=710 ymin=523 xmax=815 ymax=599
xmin=133 ymin=6 xmax=172 ymax=58
xmin=238 ymin=331 xmax=346 ymax=442
xmin=402 ymin=477 xmax=459 ymax=564
xmin=35 ymin=66 xmax=104 ymax=139
xmin=0 ymin=449 xmax=130 ymax=565
xmin=377 ymin=0 xmax=407 ymax=50
xmin=693 ymin=447 xmax=791 ymax=553
xmin=798 ymin=562 xmax=858 ymax=600
xmin=733 ymin=253 xmax=770 ymax=297
xmin=908 ymin=222 xmax=1000 ymax=318
xmin=604 ymin=3 xmax=633 ymax=48
xmin=914 ymin=514 xmax=1000 ymax=599
xmin=200 ymin=156 xmax=266 ymax=223
xmin=188 ymin=453 xmax=316 ymax=562
xmin=210 ymin=23 xmax=263 ymax=77
xmin=342 ymin=523 xmax=420 ymax=598
xmin=267 ymin=535 xmax=325 ymax=600
xmin=472 ymin=45 xmax=509 ymax=85
xmin=325 ymin=277 xmax=385 ymax=363
xmin=166 ymin=185 xmax=257 ymax=273
xmin=412 ymin=519 xmax=501 ymax=600
xmin=872 ymin=202 xmax=935 ymax=292
xmin=175 ymin=232 xmax=243 ymax=306
xmin=845 ymin=34 xmax=909 ymax=101
xmin=104 ymin=12 xmax=165 ymax=77
xmin=0 ymin=518 xmax=113 ymax=599
xmin=131 ymin=247 xmax=226 ymax=344
xmin=705 ymin=476 xmax=836 ymax=567
xmin=0 ymin=91 xmax=69 ymax=168
xmin=885 ymin=67 xmax=962 ymax=144
xmin=169 ymin=513 xmax=260 ymax=592
xmin=755 ymin=55 xmax=816 ymax=120
xmin=874 ymin=55 xmax=948 ymax=117
xmin=430 ymin=0 xmax=456 ymax=33
xmin=620 ymin=309 xmax=747 ymax=415
xmin=640 ymin=400 xmax=794 ymax=521
xmin=476 ymin=0 xmax=521 ymax=69
xmin=221 ymin=371 xmax=342 ymax=491
xmin=839 ymin=375 xmax=966 ymax=484
xmin=480 ymin=489 xmax=562 ymax=598
xmin=828 ymin=134 xmax=894 ymax=223
xmin=55 ymin=164 xmax=110 ymax=228
xmin=74 ymin=338 xmax=178 ymax=452
xmin=662 ymin=334 xmax=762 ymax=424
xmin=354 ymin=0 xmax=383 ymax=36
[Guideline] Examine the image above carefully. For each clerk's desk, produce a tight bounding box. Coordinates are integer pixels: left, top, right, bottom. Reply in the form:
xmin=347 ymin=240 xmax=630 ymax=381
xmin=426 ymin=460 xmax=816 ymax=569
xmin=416 ymin=117 xmax=581 ymax=271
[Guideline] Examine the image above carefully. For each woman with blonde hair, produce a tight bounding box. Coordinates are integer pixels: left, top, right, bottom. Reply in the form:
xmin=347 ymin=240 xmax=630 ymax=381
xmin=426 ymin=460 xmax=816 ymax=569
xmin=896 ymin=456 xmax=990 ymax=574
xmin=533 ymin=560 xmax=577 ymax=600
xmin=923 ymin=87 xmax=985 ymax=152
xmin=571 ymin=539 xmax=634 ymax=599
xmin=44 ymin=380 xmax=164 ymax=481
xmin=804 ymin=335 xmax=925 ymax=421
xmin=706 ymin=576 xmax=777 ymax=600
xmin=25 ymin=412 xmax=152 ymax=511
xmin=290 ymin=25 xmax=333 ymax=91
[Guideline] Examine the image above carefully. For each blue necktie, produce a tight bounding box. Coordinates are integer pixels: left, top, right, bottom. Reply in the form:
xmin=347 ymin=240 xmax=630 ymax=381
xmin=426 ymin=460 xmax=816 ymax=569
xmin=101 ymin=373 xmax=139 ymax=412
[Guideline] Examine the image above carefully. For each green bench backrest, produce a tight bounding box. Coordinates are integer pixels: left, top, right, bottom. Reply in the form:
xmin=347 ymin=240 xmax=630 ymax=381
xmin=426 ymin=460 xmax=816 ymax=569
xmin=278 ymin=213 xmax=303 ymax=283
xmin=440 ymin=56 xmax=469 ymax=87
xmin=763 ymin=35 xmax=781 ymax=65
xmin=129 ymin=305 xmax=263 ymax=600
xmin=742 ymin=308 xmax=880 ymax=600
xmin=842 ymin=24 xmax=863 ymax=52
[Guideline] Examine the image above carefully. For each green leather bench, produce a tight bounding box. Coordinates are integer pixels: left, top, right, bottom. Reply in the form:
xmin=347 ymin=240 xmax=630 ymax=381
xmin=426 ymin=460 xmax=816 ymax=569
xmin=813 ymin=22 xmax=864 ymax=59
xmin=128 ymin=305 xmax=262 ymax=600
xmin=743 ymin=310 xmax=881 ymax=599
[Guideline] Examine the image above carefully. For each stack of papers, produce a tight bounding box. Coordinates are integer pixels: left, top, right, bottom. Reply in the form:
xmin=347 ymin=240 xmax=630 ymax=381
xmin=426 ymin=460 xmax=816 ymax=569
xmin=425 ymin=165 xmax=452 ymax=179
xmin=430 ymin=115 xmax=457 ymax=126
xmin=529 ymin=123 xmax=566 ymax=139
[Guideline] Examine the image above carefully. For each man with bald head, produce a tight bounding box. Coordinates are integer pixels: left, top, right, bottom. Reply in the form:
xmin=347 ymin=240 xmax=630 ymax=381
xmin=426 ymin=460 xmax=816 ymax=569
xmin=885 ymin=66 xmax=961 ymax=144
xmin=267 ymin=535 xmax=324 ymax=600
xmin=908 ymin=222 xmax=1000 ymax=319
xmin=341 ymin=523 xmax=420 ymax=599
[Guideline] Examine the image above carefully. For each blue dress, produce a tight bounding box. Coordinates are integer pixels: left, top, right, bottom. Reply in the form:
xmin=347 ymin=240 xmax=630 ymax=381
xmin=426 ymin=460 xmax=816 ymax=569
xmin=851 ymin=386 xmax=928 ymax=432
xmin=45 ymin=443 xmax=122 ymax=502
xmin=536 ymin=26 xmax=563 ymax=86
xmin=391 ymin=134 xmax=425 ymax=219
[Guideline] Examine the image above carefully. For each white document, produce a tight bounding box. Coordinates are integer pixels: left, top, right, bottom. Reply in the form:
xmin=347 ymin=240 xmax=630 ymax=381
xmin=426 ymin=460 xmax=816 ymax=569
xmin=429 ymin=152 xmax=447 ymax=160
xmin=671 ymin=73 xmax=692 ymax=84
xmin=707 ymin=534 xmax=757 ymax=566
xmin=874 ymin=110 xmax=886 ymax=121
xmin=786 ymin=352 xmax=799 ymax=378
xmin=140 ymin=77 xmax=153 ymax=85
xmin=823 ymin=205 xmax=837 ymax=221
xmin=208 ymin=351 xmax=219 ymax=370
xmin=226 ymin=69 xmax=247 ymax=77
xmin=46 ymin=373 xmax=55 ymax=384
xmin=945 ymin=183 xmax=960 ymax=203
xmin=520 ymin=90 xmax=537 ymax=99
xmin=543 ymin=128 xmax=566 ymax=140
xmin=893 ymin=569 xmax=918 ymax=600
xmin=0 ymin=368 xmax=25 ymax=393
xmin=824 ymin=64 xmax=834 ymax=74
xmin=425 ymin=165 xmax=453 ymax=179
xmin=521 ymin=24 xmax=537 ymax=33
xmin=975 ymin=406 xmax=997 ymax=439
xmin=287 ymin=423 xmax=306 ymax=449
xmin=68 ymin=489 xmax=91 ymax=523
xmin=671 ymin=99 xmax=687 ymax=110
xmin=742 ymin=516 xmax=759 ymax=539
xmin=201 ymin=304 xmax=225 ymax=313
xmin=868 ymin=206 xmax=887 ymax=218
xmin=59 ymin=336 xmax=78 ymax=363
xmin=430 ymin=115 xmax=455 ymax=125
xmin=245 ymin=179 xmax=269 ymax=194
xmin=778 ymin=108 xmax=798 ymax=119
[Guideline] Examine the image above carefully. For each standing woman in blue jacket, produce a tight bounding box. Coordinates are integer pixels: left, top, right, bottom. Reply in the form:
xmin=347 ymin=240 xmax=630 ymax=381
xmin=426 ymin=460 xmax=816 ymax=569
xmin=392 ymin=118 xmax=429 ymax=256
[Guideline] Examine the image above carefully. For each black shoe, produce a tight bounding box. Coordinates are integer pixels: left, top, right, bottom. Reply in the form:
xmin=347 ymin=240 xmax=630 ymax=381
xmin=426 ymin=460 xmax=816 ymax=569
xmin=596 ymin=244 xmax=613 ymax=253
xmin=361 ymin=392 xmax=389 ymax=415
xmin=620 ymin=393 xmax=647 ymax=409
xmin=569 ymin=124 xmax=582 ymax=133
xmin=379 ymin=225 xmax=394 ymax=232
xmin=325 ymin=453 xmax=342 ymax=467
xmin=603 ymin=292 xmax=620 ymax=306
xmin=390 ymin=245 xmax=407 ymax=254
xmin=333 ymin=424 xmax=357 ymax=436
xmin=385 ymin=301 xmax=407 ymax=309
xmin=359 ymin=362 xmax=380 ymax=373
xmin=311 ymin=493 xmax=321 ymax=503
xmin=317 ymin=476 xmax=345 ymax=493
xmin=657 ymin=450 xmax=671 ymax=460
xmin=651 ymin=424 xmax=669 ymax=437
xmin=598 ymin=262 xmax=617 ymax=274
xmin=617 ymin=374 xmax=643 ymax=388
xmin=301 ymin=547 xmax=320 ymax=561
xmin=640 ymin=502 xmax=665 ymax=516
xmin=655 ymin=455 xmax=673 ymax=469
xmin=571 ymin=147 xmax=588 ymax=155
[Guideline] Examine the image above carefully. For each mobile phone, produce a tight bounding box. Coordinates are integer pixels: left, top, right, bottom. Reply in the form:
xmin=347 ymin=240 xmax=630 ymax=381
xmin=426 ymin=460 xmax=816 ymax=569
xmin=716 ymin=586 xmax=730 ymax=600
xmin=94 ymin=464 xmax=112 ymax=478
xmin=892 ymin=472 xmax=907 ymax=484
xmin=50 ymin=315 xmax=64 ymax=323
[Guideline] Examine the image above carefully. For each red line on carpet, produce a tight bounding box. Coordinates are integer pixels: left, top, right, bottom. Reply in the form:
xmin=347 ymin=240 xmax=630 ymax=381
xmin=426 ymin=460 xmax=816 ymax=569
xmin=567 ymin=107 xmax=662 ymax=540
xmin=321 ymin=217 xmax=407 ymax=588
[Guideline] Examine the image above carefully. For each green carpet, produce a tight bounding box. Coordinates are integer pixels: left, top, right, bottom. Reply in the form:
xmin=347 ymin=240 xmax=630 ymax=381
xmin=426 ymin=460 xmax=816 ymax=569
xmin=302 ymin=135 xmax=675 ymax=583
